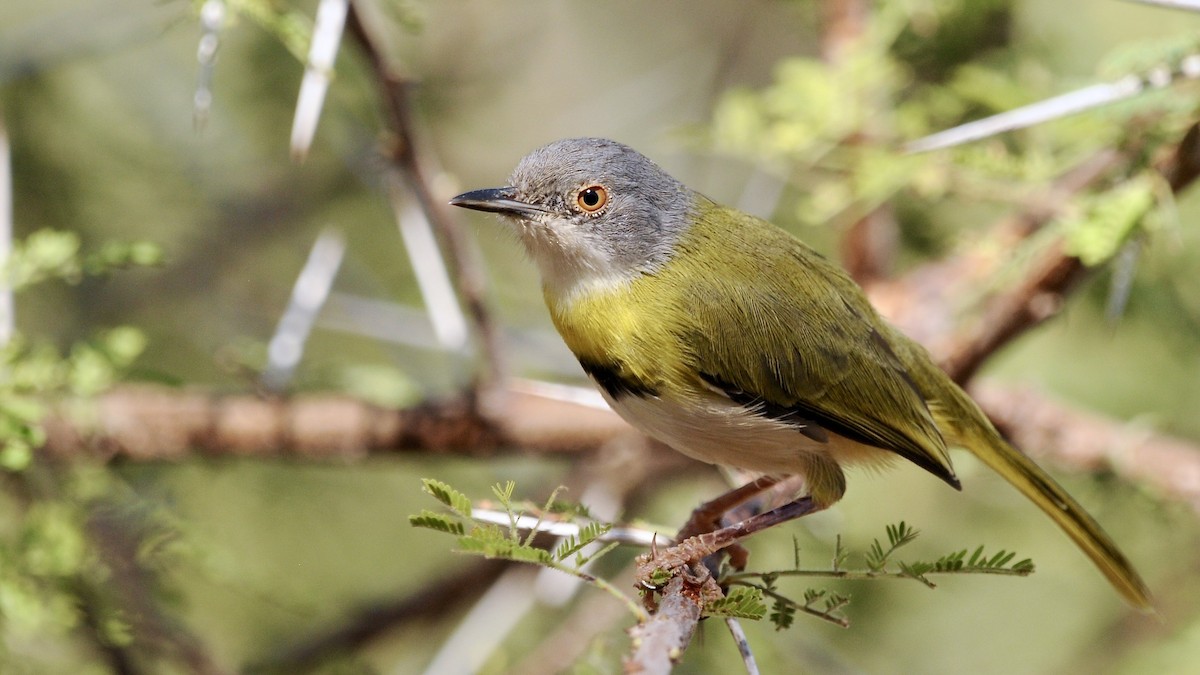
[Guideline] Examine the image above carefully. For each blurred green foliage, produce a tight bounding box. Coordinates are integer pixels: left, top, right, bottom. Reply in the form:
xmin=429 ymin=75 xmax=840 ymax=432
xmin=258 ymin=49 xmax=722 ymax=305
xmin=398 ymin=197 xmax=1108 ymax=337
xmin=0 ymin=230 xmax=163 ymax=670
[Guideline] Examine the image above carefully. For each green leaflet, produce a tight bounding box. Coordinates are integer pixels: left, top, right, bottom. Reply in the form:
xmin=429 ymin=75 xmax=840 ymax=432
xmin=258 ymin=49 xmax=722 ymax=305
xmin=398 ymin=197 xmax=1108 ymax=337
xmin=1062 ymin=174 xmax=1157 ymax=266
xmin=704 ymin=587 xmax=767 ymax=620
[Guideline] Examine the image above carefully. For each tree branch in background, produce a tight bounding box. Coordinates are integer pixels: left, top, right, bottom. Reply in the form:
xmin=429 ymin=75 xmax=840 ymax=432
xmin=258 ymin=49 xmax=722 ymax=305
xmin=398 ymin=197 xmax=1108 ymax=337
xmin=34 ymin=368 xmax=1200 ymax=517
xmin=819 ymin=0 xmax=867 ymax=64
xmin=344 ymin=0 xmax=506 ymax=403
xmin=39 ymin=385 xmax=636 ymax=462
xmin=865 ymin=149 xmax=1126 ymax=350
xmin=867 ymin=150 xmax=1126 ymax=376
xmin=939 ymin=238 xmax=1087 ymax=384
xmin=1161 ymin=119 xmax=1200 ymax=192
xmin=883 ymin=122 xmax=1200 ymax=385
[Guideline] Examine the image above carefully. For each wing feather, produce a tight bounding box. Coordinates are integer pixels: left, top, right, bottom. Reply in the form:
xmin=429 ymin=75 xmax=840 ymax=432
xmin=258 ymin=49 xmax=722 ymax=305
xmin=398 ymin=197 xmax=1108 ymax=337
xmin=672 ymin=201 xmax=959 ymax=488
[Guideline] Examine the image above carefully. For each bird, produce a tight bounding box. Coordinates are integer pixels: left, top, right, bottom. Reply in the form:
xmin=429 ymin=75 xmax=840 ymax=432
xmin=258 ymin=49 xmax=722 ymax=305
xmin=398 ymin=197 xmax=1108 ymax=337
xmin=449 ymin=137 xmax=1151 ymax=609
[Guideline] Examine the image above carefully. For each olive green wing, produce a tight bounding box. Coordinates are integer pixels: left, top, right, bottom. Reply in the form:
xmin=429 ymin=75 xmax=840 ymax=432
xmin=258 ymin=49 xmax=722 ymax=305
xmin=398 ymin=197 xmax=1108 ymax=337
xmin=672 ymin=204 xmax=959 ymax=488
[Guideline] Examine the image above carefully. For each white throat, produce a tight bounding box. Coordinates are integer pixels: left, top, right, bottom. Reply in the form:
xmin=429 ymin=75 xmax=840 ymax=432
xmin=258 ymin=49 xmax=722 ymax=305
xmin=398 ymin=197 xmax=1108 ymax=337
xmin=519 ymin=219 xmax=639 ymax=305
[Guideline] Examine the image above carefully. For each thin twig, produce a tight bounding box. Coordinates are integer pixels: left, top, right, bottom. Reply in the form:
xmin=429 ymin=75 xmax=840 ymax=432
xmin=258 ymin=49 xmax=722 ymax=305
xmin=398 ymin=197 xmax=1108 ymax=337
xmin=193 ymin=0 xmax=226 ymax=130
xmin=420 ymin=566 xmax=542 ymax=675
xmin=289 ymin=0 xmax=349 ymax=160
xmin=388 ymin=180 xmax=470 ymax=352
xmin=261 ymin=228 xmax=346 ymax=392
xmin=725 ymin=617 xmax=760 ymax=675
xmin=38 ymin=385 xmax=636 ymax=461
xmin=725 ymin=564 xmax=1031 ymax=584
xmin=866 ymin=149 xmax=1125 ymax=349
xmin=744 ymin=584 xmax=850 ymax=628
xmin=1123 ymin=0 xmax=1200 ymax=11
xmin=469 ymin=507 xmax=669 ymax=548
xmin=35 ymin=382 xmax=1200 ymax=517
xmin=905 ymin=58 xmax=1200 ymax=153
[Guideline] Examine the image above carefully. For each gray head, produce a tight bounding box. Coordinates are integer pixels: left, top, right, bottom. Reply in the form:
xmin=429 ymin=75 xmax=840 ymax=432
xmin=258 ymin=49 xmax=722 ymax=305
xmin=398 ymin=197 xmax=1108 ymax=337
xmin=450 ymin=138 xmax=692 ymax=295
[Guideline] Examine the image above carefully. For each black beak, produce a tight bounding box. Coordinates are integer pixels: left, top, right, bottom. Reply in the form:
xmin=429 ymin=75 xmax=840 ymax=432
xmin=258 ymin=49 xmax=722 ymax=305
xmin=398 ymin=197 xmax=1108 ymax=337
xmin=449 ymin=187 xmax=548 ymax=217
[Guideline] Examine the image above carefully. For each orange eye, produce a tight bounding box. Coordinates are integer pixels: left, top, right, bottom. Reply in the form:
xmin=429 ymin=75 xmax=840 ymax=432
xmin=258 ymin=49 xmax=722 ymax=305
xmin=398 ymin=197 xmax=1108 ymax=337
xmin=576 ymin=185 xmax=608 ymax=212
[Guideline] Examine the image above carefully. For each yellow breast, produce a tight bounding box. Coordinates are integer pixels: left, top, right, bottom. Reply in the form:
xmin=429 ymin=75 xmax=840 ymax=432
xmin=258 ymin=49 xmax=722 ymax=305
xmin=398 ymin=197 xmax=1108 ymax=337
xmin=545 ymin=278 xmax=680 ymax=393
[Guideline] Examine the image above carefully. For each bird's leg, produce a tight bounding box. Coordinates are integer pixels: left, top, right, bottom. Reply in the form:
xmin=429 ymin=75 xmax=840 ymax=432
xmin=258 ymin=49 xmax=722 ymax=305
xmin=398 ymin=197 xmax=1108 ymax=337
xmin=674 ymin=475 xmax=783 ymax=541
xmin=673 ymin=475 xmax=782 ymax=575
xmin=637 ymin=497 xmax=822 ymax=587
xmin=677 ymin=475 xmax=807 ymax=573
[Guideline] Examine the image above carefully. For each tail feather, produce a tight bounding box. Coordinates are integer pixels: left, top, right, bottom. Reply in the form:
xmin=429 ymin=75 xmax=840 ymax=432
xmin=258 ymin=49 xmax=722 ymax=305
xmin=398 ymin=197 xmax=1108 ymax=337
xmin=944 ymin=398 xmax=1153 ymax=611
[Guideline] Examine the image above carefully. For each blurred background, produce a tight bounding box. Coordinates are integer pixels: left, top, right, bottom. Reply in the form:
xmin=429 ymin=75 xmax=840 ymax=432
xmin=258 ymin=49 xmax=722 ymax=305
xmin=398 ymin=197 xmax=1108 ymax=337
xmin=3 ymin=0 xmax=1200 ymax=673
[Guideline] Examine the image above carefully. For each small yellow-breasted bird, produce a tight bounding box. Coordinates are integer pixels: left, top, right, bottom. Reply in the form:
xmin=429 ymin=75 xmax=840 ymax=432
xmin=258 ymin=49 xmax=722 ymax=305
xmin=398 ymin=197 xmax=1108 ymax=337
xmin=450 ymin=137 xmax=1151 ymax=609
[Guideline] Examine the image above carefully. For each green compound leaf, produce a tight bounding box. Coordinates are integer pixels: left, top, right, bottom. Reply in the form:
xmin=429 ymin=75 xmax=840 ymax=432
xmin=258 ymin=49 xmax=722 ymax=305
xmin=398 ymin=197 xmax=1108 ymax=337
xmin=553 ymin=522 xmax=612 ymax=561
xmin=769 ymin=595 xmax=797 ymax=631
xmin=1062 ymin=175 xmax=1157 ymax=266
xmin=421 ymin=478 xmax=473 ymax=518
xmin=866 ymin=521 xmax=921 ymax=571
xmin=458 ymin=524 xmax=552 ymax=564
xmin=408 ymin=510 xmax=465 ymax=535
xmin=704 ymin=587 xmax=767 ymax=620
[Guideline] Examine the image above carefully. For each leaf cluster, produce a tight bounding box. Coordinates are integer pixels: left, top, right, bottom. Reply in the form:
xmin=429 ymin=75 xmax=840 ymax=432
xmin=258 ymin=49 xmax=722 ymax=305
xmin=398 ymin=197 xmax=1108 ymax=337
xmin=708 ymin=1 xmax=1196 ymax=285
xmin=1 ymin=231 xmax=157 ymax=472
xmin=727 ymin=522 xmax=1035 ymax=629
xmin=0 ymin=230 xmax=171 ymax=670
xmin=410 ymin=479 xmax=639 ymax=617
xmin=413 ymin=480 xmax=1038 ymax=632
xmin=7 ymin=229 xmax=162 ymax=289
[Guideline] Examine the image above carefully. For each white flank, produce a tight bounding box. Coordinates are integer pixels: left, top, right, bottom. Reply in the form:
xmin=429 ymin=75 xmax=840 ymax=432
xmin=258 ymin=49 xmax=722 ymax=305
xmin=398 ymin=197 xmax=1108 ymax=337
xmin=599 ymin=386 xmax=893 ymax=476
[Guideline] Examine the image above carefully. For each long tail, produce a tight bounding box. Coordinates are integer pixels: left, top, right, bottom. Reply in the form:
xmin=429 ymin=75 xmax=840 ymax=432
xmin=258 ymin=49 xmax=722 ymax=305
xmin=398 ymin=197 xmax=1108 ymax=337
xmin=940 ymin=390 xmax=1153 ymax=611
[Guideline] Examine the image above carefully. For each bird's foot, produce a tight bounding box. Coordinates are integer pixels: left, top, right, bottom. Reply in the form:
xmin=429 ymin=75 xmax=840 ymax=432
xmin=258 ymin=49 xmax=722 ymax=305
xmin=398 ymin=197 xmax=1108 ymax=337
xmin=636 ymin=558 xmax=724 ymax=613
xmin=635 ymin=528 xmax=746 ymax=589
xmin=637 ymin=497 xmax=820 ymax=593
